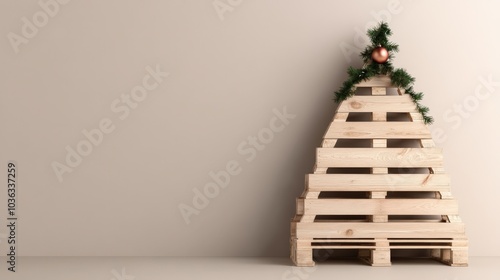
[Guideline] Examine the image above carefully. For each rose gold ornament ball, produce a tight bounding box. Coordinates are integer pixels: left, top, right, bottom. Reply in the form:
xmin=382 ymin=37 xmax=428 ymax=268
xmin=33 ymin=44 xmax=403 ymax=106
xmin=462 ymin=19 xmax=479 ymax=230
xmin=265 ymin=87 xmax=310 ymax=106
xmin=371 ymin=46 xmax=389 ymax=63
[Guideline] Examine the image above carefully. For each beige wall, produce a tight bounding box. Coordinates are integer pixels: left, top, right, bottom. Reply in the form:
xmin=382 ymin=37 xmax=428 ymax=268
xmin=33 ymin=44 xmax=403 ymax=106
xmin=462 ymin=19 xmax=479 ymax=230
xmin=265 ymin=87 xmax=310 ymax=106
xmin=0 ymin=0 xmax=499 ymax=257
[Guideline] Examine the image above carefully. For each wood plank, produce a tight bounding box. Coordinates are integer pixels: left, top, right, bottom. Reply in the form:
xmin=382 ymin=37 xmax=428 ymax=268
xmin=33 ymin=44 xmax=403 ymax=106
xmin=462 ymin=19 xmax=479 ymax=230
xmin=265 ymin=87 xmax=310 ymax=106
xmin=355 ymin=75 xmax=393 ymax=87
xmin=305 ymin=191 xmax=320 ymax=199
xmin=369 ymin=253 xmax=391 ymax=266
xmin=296 ymin=198 xmax=304 ymax=215
xmin=337 ymin=95 xmax=417 ymax=113
xmin=372 ymin=112 xmax=387 ymax=122
xmin=447 ymin=215 xmax=463 ymax=223
xmin=311 ymin=245 xmax=460 ymax=249
xmin=294 ymin=248 xmax=314 ymax=266
xmin=300 ymin=215 xmax=315 ymax=222
xmin=311 ymin=239 xmax=459 ymax=243
xmin=333 ymin=112 xmax=349 ymax=122
xmin=305 ymin=199 xmax=459 ymax=215
xmin=317 ymin=148 xmax=443 ymax=168
xmin=372 ymin=139 xmax=387 ymax=148
xmin=308 ymin=174 xmax=450 ymax=191
xmin=296 ymin=222 xmax=466 ymax=238
xmin=324 ymin=122 xmax=431 ymax=139
xmin=307 ymin=174 xmax=450 ymax=191
xmin=372 ymin=87 xmax=387 ymax=96
xmin=410 ymin=112 xmax=424 ymax=122
xmin=321 ymin=139 xmax=337 ymax=148
xmin=371 ymin=116 xmax=388 ymax=174
xmin=420 ymin=139 xmax=436 ymax=148
xmin=450 ymin=249 xmax=468 ymax=266
xmin=370 ymin=192 xmax=387 ymax=199
xmin=314 ymin=167 xmax=327 ymax=174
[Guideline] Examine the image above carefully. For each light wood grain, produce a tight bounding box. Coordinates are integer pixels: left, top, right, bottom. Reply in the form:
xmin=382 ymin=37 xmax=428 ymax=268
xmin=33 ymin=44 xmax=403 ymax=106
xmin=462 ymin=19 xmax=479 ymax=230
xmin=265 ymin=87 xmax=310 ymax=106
xmin=372 ymin=87 xmax=387 ymax=96
xmin=372 ymin=112 xmax=387 ymax=122
xmin=311 ymin=244 xmax=462 ymax=249
xmin=311 ymin=239 xmax=464 ymax=244
xmin=307 ymin=174 xmax=451 ymax=192
xmin=316 ymin=148 xmax=443 ymax=168
xmin=372 ymin=140 xmax=387 ymax=150
xmin=324 ymin=122 xmax=431 ymax=139
xmin=301 ymin=238 xmax=468 ymax=257
xmin=296 ymin=198 xmax=304 ymax=215
xmin=370 ymin=108 xmax=389 ymax=222
xmin=296 ymin=222 xmax=466 ymax=238
xmin=337 ymin=95 xmax=418 ymax=113
xmin=333 ymin=112 xmax=349 ymax=122
xmin=355 ymin=75 xmax=394 ymax=87
xmin=305 ymin=199 xmax=459 ymax=215
xmin=321 ymin=139 xmax=337 ymax=148
xmin=409 ymin=112 xmax=423 ymax=122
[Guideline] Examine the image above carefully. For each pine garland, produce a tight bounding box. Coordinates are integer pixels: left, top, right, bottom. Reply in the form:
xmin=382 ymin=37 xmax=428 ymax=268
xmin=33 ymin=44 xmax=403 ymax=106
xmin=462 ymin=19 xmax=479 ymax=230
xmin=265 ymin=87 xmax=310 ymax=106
xmin=334 ymin=22 xmax=433 ymax=124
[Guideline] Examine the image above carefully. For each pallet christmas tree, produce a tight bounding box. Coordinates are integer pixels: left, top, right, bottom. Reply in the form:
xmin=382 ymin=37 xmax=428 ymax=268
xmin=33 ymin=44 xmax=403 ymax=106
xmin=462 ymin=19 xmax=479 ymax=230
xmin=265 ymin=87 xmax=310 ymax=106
xmin=290 ymin=23 xmax=468 ymax=267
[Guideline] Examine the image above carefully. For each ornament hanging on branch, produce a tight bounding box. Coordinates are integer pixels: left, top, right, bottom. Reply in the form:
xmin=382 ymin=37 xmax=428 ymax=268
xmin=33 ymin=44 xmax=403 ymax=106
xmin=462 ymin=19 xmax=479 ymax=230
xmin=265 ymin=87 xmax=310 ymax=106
xmin=333 ymin=22 xmax=434 ymax=124
xmin=371 ymin=46 xmax=389 ymax=64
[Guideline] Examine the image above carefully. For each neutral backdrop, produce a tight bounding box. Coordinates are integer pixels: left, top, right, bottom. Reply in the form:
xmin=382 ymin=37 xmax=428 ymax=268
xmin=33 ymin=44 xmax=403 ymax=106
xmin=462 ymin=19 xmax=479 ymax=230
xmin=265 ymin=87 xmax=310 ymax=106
xmin=0 ymin=0 xmax=499 ymax=257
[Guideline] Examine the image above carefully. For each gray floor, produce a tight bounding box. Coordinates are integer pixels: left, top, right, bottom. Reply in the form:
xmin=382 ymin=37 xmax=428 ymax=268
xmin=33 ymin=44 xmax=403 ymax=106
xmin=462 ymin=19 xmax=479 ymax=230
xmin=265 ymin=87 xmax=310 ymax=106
xmin=0 ymin=257 xmax=498 ymax=280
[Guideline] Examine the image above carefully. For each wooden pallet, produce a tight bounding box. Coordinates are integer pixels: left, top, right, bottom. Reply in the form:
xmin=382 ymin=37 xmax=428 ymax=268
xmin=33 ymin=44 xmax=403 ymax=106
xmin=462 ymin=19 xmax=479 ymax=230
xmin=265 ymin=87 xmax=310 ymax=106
xmin=290 ymin=75 xmax=468 ymax=267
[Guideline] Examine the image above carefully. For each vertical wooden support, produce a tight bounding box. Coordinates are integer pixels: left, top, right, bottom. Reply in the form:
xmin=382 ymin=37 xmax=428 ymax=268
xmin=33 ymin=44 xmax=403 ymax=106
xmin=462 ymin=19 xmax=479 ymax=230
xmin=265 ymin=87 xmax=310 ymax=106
xmin=432 ymin=239 xmax=468 ymax=267
xmin=292 ymin=239 xmax=315 ymax=267
xmin=370 ymin=87 xmax=388 ymax=223
xmin=450 ymin=248 xmax=468 ymax=267
xmin=368 ymin=87 xmax=391 ymax=265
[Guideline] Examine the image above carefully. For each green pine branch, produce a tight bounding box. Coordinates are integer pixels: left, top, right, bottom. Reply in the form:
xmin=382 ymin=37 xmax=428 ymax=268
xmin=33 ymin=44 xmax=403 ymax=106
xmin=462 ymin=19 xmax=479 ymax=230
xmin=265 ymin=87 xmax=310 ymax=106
xmin=334 ymin=22 xmax=433 ymax=124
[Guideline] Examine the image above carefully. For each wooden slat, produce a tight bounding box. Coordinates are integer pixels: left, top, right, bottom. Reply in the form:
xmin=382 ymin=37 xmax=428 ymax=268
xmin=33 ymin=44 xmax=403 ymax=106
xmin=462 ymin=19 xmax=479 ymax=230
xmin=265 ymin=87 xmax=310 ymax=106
xmin=316 ymin=148 xmax=443 ymax=168
xmin=333 ymin=112 xmax=349 ymax=122
xmin=296 ymin=222 xmax=466 ymax=238
xmin=305 ymin=191 xmax=320 ymax=198
xmin=312 ymin=239 xmax=459 ymax=243
xmin=420 ymin=139 xmax=436 ymax=148
xmin=300 ymin=215 xmax=315 ymax=222
xmin=311 ymin=245 xmax=461 ymax=249
xmin=305 ymin=199 xmax=459 ymax=215
xmin=337 ymin=95 xmax=417 ymax=113
xmin=307 ymin=174 xmax=451 ymax=192
xmin=296 ymin=198 xmax=304 ymax=215
xmin=370 ymin=192 xmax=387 ymax=199
xmin=314 ymin=168 xmax=327 ymax=174
xmin=321 ymin=139 xmax=337 ymax=148
xmin=372 ymin=87 xmax=387 ymax=96
xmin=372 ymin=139 xmax=387 ymax=148
xmin=410 ymin=112 xmax=423 ymax=122
xmin=355 ymin=75 xmax=393 ymax=87
xmin=447 ymin=215 xmax=462 ymax=223
xmin=324 ymin=122 xmax=431 ymax=139
xmin=372 ymin=112 xmax=387 ymax=122
xmin=307 ymin=237 xmax=468 ymax=251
